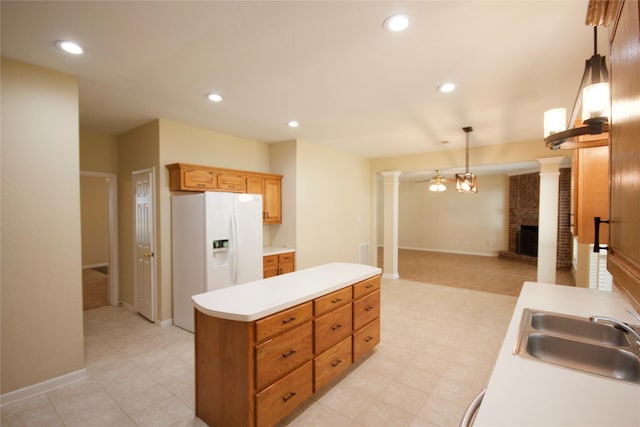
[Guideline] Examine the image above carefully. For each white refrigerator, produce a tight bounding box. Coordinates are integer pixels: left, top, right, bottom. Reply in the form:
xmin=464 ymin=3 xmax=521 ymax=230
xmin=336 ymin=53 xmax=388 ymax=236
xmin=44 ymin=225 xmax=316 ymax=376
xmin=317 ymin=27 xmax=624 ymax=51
xmin=172 ymin=192 xmax=263 ymax=332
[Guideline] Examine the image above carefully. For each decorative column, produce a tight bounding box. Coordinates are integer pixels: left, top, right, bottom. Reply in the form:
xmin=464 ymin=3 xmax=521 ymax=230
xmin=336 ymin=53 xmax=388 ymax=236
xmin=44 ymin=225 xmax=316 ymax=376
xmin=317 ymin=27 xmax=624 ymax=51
xmin=537 ymin=157 xmax=565 ymax=283
xmin=381 ymin=171 xmax=401 ymax=279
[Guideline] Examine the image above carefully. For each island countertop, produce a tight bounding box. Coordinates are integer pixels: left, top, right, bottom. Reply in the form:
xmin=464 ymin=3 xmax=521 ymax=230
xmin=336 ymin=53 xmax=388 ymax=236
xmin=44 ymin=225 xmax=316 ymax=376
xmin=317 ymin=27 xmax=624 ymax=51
xmin=192 ymin=262 xmax=382 ymax=322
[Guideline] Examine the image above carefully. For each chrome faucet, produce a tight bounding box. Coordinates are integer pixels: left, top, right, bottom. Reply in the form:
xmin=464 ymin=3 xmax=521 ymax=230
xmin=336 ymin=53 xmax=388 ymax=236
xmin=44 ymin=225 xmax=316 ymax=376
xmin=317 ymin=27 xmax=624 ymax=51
xmin=590 ymin=315 xmax=640 ymax=347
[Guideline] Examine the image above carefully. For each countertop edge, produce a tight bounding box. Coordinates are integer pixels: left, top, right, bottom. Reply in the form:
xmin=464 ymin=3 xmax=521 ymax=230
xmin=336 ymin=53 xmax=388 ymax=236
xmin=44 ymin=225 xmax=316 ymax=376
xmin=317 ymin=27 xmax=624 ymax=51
xmin=192 ymin=263 xmax=381 ymax=322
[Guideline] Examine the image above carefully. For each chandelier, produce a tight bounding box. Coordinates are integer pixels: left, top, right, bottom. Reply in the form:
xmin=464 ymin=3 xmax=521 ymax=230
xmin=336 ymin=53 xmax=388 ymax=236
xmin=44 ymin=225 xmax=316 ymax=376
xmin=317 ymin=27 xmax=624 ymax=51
xmin=456 ymin=126 xmax=478 ymax=193
xmin=544 ymin=26 xmax=609 ymax=149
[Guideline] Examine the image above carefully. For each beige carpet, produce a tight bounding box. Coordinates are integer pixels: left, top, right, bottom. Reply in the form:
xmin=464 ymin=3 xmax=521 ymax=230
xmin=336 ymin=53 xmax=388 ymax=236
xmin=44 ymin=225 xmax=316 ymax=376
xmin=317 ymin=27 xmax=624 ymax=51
xmin=378 ymin=249 xmax=574 ymax=297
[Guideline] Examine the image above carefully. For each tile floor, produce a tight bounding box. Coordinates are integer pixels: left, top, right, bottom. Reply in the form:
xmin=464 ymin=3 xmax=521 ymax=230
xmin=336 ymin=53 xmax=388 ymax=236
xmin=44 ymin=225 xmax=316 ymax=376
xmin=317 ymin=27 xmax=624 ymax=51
xmin=1 ymin=278 xmax=516 ymax=427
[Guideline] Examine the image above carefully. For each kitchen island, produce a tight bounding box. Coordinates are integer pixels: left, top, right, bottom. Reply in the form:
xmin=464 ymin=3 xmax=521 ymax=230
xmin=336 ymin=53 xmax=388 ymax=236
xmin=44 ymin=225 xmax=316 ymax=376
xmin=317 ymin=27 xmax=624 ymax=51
xmin=192 ymin=262 xmax=382 ymax=427
xmin=474 ymin=282 xmax=640 ymax=426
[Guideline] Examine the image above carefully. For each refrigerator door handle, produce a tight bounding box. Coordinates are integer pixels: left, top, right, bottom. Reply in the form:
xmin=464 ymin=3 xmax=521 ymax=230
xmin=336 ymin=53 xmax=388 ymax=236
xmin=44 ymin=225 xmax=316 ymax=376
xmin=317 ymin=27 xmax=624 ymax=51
xmin=230 ymin=214 xmax=238 ymax=285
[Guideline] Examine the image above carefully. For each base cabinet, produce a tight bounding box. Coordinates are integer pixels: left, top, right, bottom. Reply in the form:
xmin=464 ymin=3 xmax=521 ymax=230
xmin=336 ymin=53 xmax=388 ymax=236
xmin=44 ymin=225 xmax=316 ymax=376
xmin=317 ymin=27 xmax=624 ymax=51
xmin=263 ymin=252 xmax=295 ymax=278
xmin=195 ymin=274 xmax=381 ymax=427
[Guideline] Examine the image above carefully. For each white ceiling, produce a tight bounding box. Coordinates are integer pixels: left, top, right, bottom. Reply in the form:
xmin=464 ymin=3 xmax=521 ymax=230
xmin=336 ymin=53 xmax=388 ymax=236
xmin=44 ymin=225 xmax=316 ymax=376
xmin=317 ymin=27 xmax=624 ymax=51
xmin=1 ymin=1 xmax=605 ymax=160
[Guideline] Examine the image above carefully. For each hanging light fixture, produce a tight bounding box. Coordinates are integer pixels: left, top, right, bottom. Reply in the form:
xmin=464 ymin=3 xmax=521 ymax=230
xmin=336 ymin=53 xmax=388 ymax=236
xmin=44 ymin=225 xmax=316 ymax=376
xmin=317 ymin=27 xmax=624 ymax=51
xmin=544 ymin=26 xmax=609 ymax=149
xmin=428 ymin=170 xmax=447 ymax=192
xmin=456 ymin=126 xmax=478 ymax=193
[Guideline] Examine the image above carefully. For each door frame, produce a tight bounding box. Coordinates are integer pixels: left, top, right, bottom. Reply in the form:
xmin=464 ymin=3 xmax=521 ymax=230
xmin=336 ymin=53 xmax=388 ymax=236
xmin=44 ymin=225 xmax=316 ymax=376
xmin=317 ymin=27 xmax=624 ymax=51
xmin=80 ymin=171 xmax=120 ymax=306
xmin=132 ymin=167 xmax=157 ymax=322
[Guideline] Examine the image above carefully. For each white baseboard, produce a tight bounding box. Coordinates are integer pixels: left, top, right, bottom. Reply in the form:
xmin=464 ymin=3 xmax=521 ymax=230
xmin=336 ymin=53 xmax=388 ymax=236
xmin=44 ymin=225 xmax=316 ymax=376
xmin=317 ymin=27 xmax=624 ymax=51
xmin=0 ymin=368 xmax=87 ymax=407
xmin=382 ymin=272 xmax=400 ymax=279
xmin=157 ymin=318 xmax=173 ymax=328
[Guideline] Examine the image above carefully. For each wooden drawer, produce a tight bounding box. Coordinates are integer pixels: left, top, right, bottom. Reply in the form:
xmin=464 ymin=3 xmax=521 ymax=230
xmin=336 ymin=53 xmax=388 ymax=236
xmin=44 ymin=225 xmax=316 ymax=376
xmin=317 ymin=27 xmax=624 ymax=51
xmin=353 ymin=319 xmax=380 ymax=362
xmin=256 ymin=361 xmax=313 ymax=427
xmin=263 ymin=255 xmax=278 ymax=268
xmin=255 ymin=322 xmax=313 ymax=391
xmin=314 ymin=303 xmax=352 ymax=354
xmin=279 ymin=263 xmax=294 ymax=275
xmin=278 ymin=252 xmax=294 ymax=264
xmin=217 ymin=172 xmax=246 ymax=192
xmin=353 ymin=275 xmax=380 ymax=299
xmin=353 ymin=290 xmax=380 ymax=331
xmin=314 ymin=336 xmax=352 ymax=391
xmin=255 ymin=302 xmax=312 ymax=342
xmin=183 ymin=168 xmax=217 ymax=190
xmin=314 ymin=287 xmax=352 ymax=317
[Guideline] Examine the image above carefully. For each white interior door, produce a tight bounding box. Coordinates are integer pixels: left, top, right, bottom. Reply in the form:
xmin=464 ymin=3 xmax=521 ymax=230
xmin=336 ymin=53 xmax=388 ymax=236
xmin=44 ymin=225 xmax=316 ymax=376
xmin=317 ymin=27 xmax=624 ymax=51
xmin=133 ymin=168 xmax=156 ymax=322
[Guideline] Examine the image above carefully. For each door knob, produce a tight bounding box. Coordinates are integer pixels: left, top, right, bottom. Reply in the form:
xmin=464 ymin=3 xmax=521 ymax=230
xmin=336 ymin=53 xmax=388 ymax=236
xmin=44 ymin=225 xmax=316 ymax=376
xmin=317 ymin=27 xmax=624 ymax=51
xmin=144 ymin=252 xmax=154 ymax=258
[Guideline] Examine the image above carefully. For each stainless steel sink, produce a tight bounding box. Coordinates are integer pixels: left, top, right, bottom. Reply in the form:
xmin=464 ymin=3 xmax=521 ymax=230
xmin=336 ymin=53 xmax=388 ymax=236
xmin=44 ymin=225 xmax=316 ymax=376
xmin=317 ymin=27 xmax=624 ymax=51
xmin=525 ymin=333 xmax=640 ymax=382
xmin=514 ymin=309 xmax=640 ymax=385
xmin=529 ymin=310 xmax=630 ymax=347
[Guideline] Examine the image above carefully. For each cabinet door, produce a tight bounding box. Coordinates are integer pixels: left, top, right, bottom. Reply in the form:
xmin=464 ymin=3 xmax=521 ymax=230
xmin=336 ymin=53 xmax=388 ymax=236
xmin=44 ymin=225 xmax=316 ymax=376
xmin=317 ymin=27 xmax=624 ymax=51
xmin=574 ymin=146 xmax=609 ymax=244
xmin=217 ymin=172 xmax=247 ymax=192
xmin=263 ymin=255 xmax=278 ymax=278
xmin=264 ymin=178 xmax=282 ymax=224
xmin=247 ymin=176 xmax=266 ymax=219
xmin=183 ymin=168 xmax=217 ymax=190
xmin=608 ymin=0 xmax=640 ymax=307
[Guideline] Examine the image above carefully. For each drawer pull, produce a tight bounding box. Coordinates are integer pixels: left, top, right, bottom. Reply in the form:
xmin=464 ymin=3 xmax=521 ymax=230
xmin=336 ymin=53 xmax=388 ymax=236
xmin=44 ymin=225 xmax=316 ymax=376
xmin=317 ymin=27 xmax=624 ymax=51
xmin=331 ymin=298 xmax=342 ymax=304
xmin=281 ymin=349 xmax=297 ymax=358
xmin=365 ymin=336 xmax=374 ymax=342
xmin=331 ymin=324 xmax=343 ymax=331
xmin=364 ymin=306 xmax=374 ymax=312
xmin=282 ymin=391 xmax=296 ymax=402
xmin=282 ymin=316 xmax=296 ymax=324
xmin=331 ymin=359 xmax=342 ymax=367
xmin=365 ymin=284 xmax=374 ymax=289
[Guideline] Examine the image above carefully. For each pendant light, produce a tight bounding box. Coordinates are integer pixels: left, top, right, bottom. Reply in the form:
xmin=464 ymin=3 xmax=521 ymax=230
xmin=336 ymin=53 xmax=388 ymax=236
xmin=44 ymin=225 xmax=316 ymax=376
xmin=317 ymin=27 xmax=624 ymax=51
xmin=428 ymin=170 xmax=447 ymax=192
xmin=543 ymin=26 xmax=609 ymax=149
xmin=456 ymin=126 xmax=478 ymax=193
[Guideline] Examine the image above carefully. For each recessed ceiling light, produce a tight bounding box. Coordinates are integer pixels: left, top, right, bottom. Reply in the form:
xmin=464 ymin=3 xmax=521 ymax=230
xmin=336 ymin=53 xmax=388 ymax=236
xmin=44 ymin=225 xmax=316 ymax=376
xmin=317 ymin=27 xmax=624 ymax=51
xmin=56 ymin=40 xmax=83 ymax=55
xmin=287 ymin=121 xmax=299 ymax=128
xmin=206 ymin=93 xmax=223 ymax=102
xmin=383 ymin=14 xmax=409 ymax=32
xmin=438 ymin=83 xmax=456 ymax=93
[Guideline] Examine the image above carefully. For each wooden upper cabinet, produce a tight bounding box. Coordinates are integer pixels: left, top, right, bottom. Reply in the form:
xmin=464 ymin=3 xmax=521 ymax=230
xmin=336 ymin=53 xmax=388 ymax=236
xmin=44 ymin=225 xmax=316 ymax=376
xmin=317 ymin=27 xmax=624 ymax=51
xmin=572 ymin=145 xmax=609 ymax=244
xmin=607 ymin=0 xmax=640 ymax=309
xmin=217 ymin=172 xmax=246 ymax=192
xmin=172 ymin=165 xmax=217 ymax=191
xmin=166 ymin=163 xmax=283 ymax=224
xmin=247 ymin=174 xmax=283 ymax=224
xmin=264 ymin=178 xmax=282 ymax=224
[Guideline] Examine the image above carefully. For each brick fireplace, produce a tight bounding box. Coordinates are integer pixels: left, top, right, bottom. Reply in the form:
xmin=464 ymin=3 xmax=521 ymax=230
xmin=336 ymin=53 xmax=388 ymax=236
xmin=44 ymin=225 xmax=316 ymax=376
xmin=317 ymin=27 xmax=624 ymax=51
xmin=499 ymin=169 xmax=572 ymax=270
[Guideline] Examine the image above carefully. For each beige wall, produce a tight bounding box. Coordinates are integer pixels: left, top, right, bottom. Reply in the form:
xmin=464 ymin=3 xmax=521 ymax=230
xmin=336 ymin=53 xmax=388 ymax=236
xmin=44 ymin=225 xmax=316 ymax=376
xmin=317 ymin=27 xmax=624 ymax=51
xmin=117 ymin=120 xmax=160 ymax=309
xmin=396 ymin=174 xmax=509 ymax=256
xmin=80 ymin=176 xmax=110 ymax=266
xmin=1 ymin=58 xmax=85 ymax=393
xmin=158 ymin=119 xmax=271 ymax=320
xmin=269 ymin=141 xmax=297 ymax=249
xmin=295 ymin=140 xmax=371 ymax=269
xmin=80 ymin=129 xmax=118 ymax=173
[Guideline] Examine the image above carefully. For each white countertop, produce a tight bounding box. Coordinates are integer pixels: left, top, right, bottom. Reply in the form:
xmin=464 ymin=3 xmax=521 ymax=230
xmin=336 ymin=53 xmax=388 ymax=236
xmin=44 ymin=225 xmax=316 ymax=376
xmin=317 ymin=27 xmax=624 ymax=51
xmin=475 ymin=282 xmax=640 ymax=426
xmin=192 ymin=262 xmax=381 ymax=322
xmin=263 ymin=246 xmax=295 ymax=256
